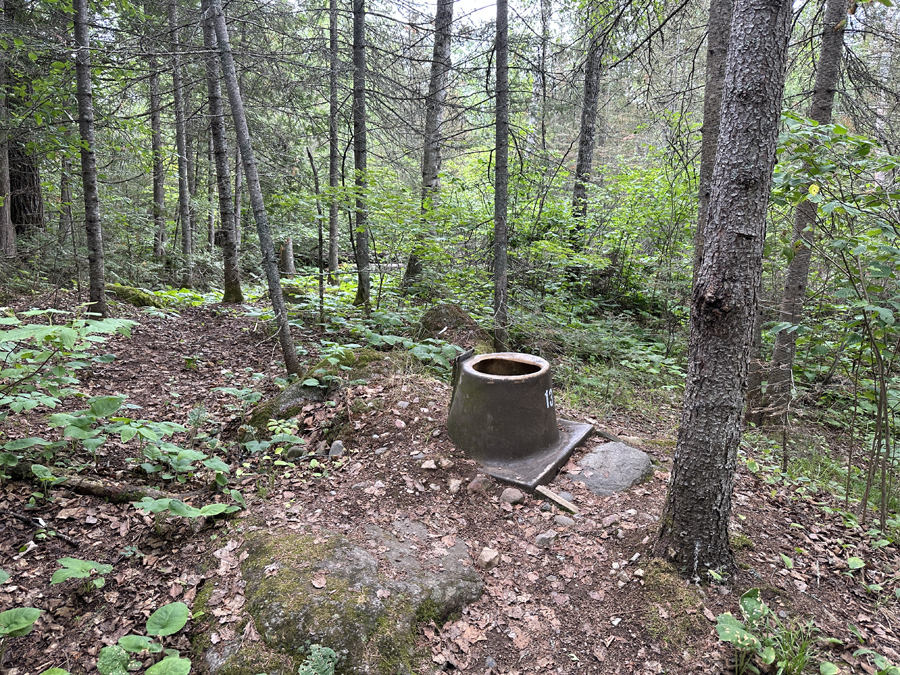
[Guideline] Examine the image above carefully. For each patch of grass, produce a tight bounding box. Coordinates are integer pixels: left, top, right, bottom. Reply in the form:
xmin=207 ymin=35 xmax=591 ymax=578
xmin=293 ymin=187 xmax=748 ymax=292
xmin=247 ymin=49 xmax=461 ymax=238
xmin=642 ymin=559 xmax=706 ymax=648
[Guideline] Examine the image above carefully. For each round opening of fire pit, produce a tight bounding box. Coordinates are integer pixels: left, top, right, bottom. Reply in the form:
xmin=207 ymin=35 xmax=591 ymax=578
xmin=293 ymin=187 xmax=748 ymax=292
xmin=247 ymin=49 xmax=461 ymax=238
xmin=471 ymin=357 xmax=542 ymax=377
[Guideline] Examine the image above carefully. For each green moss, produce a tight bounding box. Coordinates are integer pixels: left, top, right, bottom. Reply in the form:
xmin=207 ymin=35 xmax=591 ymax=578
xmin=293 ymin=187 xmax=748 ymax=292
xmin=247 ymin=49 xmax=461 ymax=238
xmin=106 ymin=283 xmax=167 ymax=308
xmin=730 ymin=533 xmax=754 ymax=551
xmin=216 ymin=640 xmax=298 ymax=675
xmin=642 ymin=560 xmax=706 ymax=648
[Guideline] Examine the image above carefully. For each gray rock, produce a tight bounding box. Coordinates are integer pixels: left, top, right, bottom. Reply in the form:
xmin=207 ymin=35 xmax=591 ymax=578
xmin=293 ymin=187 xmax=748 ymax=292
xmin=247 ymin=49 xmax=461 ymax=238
xmin=212 ymin=520 xmax=483 ymax=675
xmin=558 ymin=491 xmax=574 ymax=502
xmin=554 ymin=515 xmax=575 ymax=528
xmin=375 ymin=446 xmax=387 ymax=455
xmin=448 ymin=479 xmax=463 ymax=494
xmin=329 ymin=440 xmax=345 ymax=457
xmin=601 ymin=514 xmax=620 ymax=527
xmin=397 ymin=400 xmax=410 ymax=409
xmin=540 ymin=502 xmax=551 ymax=512
xmin=467 ymin=475 xmax=492 ymax=493
xmin=485 ymin=656 xmax=498 ymax=669
xmin=535 ymin=530 xmax=558 ymax=548
xmin=285 ymin=445 xmax=306 ymax=459
xmin=477 ymin=547 xmax=500 ymax=570
xmin=500 ymin=488 xmax=525 ymax=505
xmin=421 ymin=460 xmax=437 ymax=470
xmin=571 ymin=442 xmax=653 ymax=496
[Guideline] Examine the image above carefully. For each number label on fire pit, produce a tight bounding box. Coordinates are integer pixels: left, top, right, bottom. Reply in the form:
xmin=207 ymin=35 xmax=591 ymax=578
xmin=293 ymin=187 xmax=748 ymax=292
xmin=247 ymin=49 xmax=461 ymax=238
xmin=544 ymin=389 xmax=554 ymax=408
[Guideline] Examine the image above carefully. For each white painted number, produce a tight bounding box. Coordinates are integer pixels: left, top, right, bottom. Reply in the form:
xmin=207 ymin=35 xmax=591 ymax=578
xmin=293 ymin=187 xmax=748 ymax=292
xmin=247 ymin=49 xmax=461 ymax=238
xmin=544 ymin=389 xmax=554 ymax=408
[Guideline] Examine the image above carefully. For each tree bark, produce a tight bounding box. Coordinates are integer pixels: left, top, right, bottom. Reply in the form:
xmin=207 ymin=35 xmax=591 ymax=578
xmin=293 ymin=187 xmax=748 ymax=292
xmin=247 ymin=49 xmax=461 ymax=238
xmin=58 ymin=156 xmax=73 ymax=244
xmin=654 ymin=0 xmax=793 ymax=575
xmin=9 ymin=142 xmax=44 ymax=234
xmin=280 ymin=237 xmax=296 ymax=276
xmin=494 ymin=0 xmax=509 ymax=351
xmin=327 ymin=0 xmax=340 ymax=285
xmin=74 ymin=0 xmax=108 ymax=317
xmin=169 ymin=0 xmax=192 ymax=288
xmin=571 ymin=34 xmax=603 ymax=222
xmin=207 ymin=134 xmax=215 ymax=249
xmin=0 ymin=0 xmax=12 ymax=258
xmin=210 ymin=0 xmax=301 ymax=375
xmin=691 ymin=0 xmax=732 ymax=288
xmin=234 ymin=146 xmax=242 ymax=249
xmin=763 ymin=0 xmax=848 ymax=425
xmin=402 ymin=0 xmax=454 ymax=289
xmin=201 ymin=0 xmax=242 ymax=303
xmin=351 ymin=0 xmax=370 ymax=308
xmin=147 ymin=1 xmax=166 ymax=259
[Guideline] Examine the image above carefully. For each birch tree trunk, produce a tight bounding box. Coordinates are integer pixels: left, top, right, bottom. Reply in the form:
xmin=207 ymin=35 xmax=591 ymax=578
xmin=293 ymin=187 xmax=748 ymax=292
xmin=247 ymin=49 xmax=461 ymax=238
xmin=327 ymin=0 xmax=340 ymax=285
xmin=201 ymin=0 xmax=242 ymax=303
xmin=402 ymin=0 xmax=454 ymax=290
xmin=169 ymin=0 xmax=192 ymax=288
xmin=147 ymin=0 xmax=165 ymax=258
xmin=351 ymin=0 xmax=370 ymax=308
xmin=58 ymin=156 xmax=73 ymax=244
xmin=210 ymin=0 xmax=301 ymax=375
xmin=493 ymin=0 xmax=509 ymax=351
xmin=654 ymin=0 xmax=793 ymax=574
xmin=763 ymin=0 xmax=848 ymax=425
xmin=74 ymin=0 xmax=108 ymax=317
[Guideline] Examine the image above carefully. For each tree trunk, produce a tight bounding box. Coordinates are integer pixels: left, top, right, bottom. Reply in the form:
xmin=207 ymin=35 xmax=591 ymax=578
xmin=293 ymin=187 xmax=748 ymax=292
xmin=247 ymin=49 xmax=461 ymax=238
xmin=147 ymin=2 xmax=166 ymax=258
xmin=186 ymin=120 xmax=199 ymax=256
xmin=58 ymin=156 xmax=73 ymax=244
xmin=691 ymin=0 xmax=732 ymax=288
xmin=201 ymin=0 xmax=242 ymax=303
xmin=763 ymin=0 xmax=848 ymax=425
xmin=280 ymin=237 xmax=296 ymax=276
xmin=210 ymin=0 xmax=301 ymax=375
xmin=402 ymin=0 xmax=454 ymax=290
xmin=74 ymin=0 xmax=108 ymax=317
xmin=327 ymin=0 xmax=340 ymax=285
xmin=571 ymin=34 xmax=602 ymax=222
xmin=207 ymin=134 xmax=215 ymax=249
xmin=9 ymin=142 xmax=44 ymax=234
xmin=654 ymin=0 xmax=793 ymax=575
xmin=0 ymin=0 xmax=12 ymax=258
xmin=493 ymin=0 xmax=509 ymax=351
xmin=234 ymin=146 xmax=242 ymax=250
xmin=351 ymin=0 xmax=370 ymax=308
xmin=169 ymin=0 xmax=192 ymax=288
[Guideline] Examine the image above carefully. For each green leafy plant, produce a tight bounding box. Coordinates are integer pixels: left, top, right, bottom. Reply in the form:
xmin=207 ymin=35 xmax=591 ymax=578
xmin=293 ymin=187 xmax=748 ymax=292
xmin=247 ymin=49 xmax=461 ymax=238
xmin=132 ymin=492 xmax=244 ymax=533
xmin=50 ymin=557 xmax=113 ymax=590
xmin=716 ymin=588 xmax=837 ymax=675
xmin=0 ymin=605 xmax=42 ymax=667
xmin=297 ymin=644 xmax=338 ymax=675
xmin=97 ymin=602 xmax=191 ymax=675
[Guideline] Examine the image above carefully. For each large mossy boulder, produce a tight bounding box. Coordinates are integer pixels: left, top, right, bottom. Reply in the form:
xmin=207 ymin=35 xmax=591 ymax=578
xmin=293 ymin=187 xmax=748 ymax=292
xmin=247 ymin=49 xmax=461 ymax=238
xmin=206 ymin=520 xmax=483 ymax=675
xmin=106 ymin=283 xmax=167 ymax=308
xmin=418 ymin=303 xmax=492 ymax=353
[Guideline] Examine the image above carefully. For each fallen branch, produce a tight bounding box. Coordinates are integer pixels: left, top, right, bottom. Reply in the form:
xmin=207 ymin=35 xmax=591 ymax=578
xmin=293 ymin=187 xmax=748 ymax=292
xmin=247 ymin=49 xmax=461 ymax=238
xmin=0 ymin=509 xmax=81 ymax=547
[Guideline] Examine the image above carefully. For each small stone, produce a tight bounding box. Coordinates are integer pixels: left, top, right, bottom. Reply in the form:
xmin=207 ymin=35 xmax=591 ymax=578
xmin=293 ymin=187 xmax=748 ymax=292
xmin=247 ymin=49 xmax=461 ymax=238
xmin=395 ymin=419 xmax=406 ymax=429
xmin=617 ymin=571 xmax=630 ymax=583
xmin=611 ymin=617 xmax=621 ymax=626
xmin=601 ymin=514 xmax=620 ymax=527
xmin=448 ymin=479 xmax=463 ymax=494
xmin=620 ymin=435 xmax=643 ymax=447
xmin=500 ymin=488 xmax=525 ymax=505
xmin=412 ymin=452 xmax=426 ymax=460
xmin=432 ymin=429 xmax=441 ymax=438
xmin=485 ymin=656 xmax=498 ymax=669
xmin=421 ymin=460 xmax=437 ymax=470
xmin=285 ymin=445 xmax=306 ymax=459
xmin=429 ymin=483 xmax=441 ymax=491
xmin=558 ymin=491 xmax=574 ymax=502
xmin=625 ymin=509 xmax=637 ymax=517
xmin=467 ymin=475 xmax=492 ymax=493
xmin=554 ymin=515 xmax=575 ymax=527
xmin=329 ymin=440 xmax=345 ymax=457
xmin=477 ymin=547 xmax=500 ymax=571
xmin=717 ymin=585 xmax=731 ymax=596
xmin=375 ymin=447 xmax=387 ymax=455
xmin=438 ymin=457 xmax=454 ymax=470
xmin=397 ymin=401 xmax=410 ymax=408
xmin=634 ymin=568 xmax=645 ymax=578
xmin=535 ymin=530 xmax=557 ymax=548
xmin=540 ymin=502 xmax=551 ymax=512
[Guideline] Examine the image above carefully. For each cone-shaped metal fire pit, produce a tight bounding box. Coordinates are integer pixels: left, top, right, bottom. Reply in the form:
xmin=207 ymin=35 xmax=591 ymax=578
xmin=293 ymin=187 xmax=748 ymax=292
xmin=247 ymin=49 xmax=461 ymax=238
xmin=447 ymin=351 xmax=592 ymax=490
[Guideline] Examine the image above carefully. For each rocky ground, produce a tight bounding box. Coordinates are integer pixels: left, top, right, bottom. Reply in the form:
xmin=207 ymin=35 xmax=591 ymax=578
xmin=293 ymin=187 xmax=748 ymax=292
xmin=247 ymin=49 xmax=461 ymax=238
xmin=1 ymin=297 xmax=899 ymax=675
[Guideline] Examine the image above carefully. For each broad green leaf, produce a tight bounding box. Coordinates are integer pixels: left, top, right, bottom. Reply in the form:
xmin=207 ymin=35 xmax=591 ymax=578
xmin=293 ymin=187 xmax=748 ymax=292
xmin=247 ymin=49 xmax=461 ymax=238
xmin=848 ymin=557 xmax=865 ymax=570
xmin=41 ymin=669 xmax=72 ymax=675
xmin=51 ymin=558 xmax=112 ymax=584
xmin=145 ymin=656 xmax=191 ymax=675
xmin=780 ymin=553 xmax=793 ymax=569
xmin=202 ymin=458 xmax=230 ymax=473
xmin=3 ymin=437 xmax=50 ymax=450
xmin=759 ymin=646 xmax=776 ymax=664
xmin=64 ymin=425 xmax=98 ymax=440
xmin=146 ymin=602 xmax=190 ymax=637
xmin=0 ymin=569 xmax=9 ymax=584
xmin=167 ymin=500 xmax=201 ymax=518
xmin=229 ymin=489 xmax=246 ymax=509
xmin=132 ymin=497 xmax=172 ymax=514
xmin=31 ymin=464 xmax=53 ymax=479
xmin=96 ymin=645 xmax=129 ymax=675
xmin=819 ymin=662 xmax=840 ymax=675
xmin=716 ymin=613 xmax=760 ymax=650
xmin=738 ymin=588 xmax=768 ymax=625
xmin=118 ymin=634 xmax=154 ymax=653
xmin=0 ymin=607 xmax=41 ymax=636
xmin=199 ymin=503 xmax=228 ymax=517
xmin=89 ymin=396 xmax=126 ymax=418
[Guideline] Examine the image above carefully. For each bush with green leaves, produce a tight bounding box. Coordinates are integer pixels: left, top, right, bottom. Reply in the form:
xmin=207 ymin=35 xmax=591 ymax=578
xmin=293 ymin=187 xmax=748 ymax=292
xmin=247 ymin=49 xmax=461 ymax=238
xmin=716 ymin=588 xmax=838 ymax=675
xmin=132 ymin=491 xmax=245 ymax=532
xmin=97 ymin=602 xmax=191 ymax=675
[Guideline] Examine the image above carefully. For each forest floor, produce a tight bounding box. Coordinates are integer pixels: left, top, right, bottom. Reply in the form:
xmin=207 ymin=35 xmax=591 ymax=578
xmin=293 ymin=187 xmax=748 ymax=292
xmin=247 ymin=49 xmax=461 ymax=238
xmin=2 ymin=296 xmax=900 ymax=675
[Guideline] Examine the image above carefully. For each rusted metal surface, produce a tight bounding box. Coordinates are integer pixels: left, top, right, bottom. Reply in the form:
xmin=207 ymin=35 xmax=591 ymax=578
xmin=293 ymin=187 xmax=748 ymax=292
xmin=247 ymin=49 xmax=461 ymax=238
xmin=447 ymin=352 xmax=592 ymax=490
